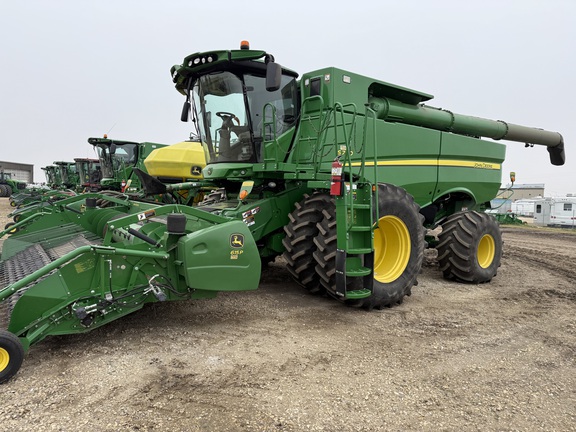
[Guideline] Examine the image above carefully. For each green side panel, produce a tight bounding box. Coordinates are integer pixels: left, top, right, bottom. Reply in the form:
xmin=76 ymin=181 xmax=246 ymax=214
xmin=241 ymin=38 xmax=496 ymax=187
xmin=178 ymin=220 xmax=261 ymax=292
xmin=261 ymin=129 xmax=296 ymax=165
xmin=435 ymin=133 xmax=506 ymax=204
xmin=225 ymin=187 xmax=310 ymax=244
xmin=9 ymin=271 xmax=73 ymax=333
xmin=366 ymin=122 xmax=442 ymax=208
xmin=290 ymin=70 xmax=445 ymax=207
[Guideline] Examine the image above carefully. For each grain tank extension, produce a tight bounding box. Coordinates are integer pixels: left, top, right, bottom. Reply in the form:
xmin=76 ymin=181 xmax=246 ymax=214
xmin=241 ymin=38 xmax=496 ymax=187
xmin=0 ymin=42 xmax=565 ymax=383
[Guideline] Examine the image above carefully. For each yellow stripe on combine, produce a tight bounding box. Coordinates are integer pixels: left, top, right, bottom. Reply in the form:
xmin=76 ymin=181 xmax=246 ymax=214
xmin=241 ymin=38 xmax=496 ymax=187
xmin=351 ymin=160 xmax=501 ymax=170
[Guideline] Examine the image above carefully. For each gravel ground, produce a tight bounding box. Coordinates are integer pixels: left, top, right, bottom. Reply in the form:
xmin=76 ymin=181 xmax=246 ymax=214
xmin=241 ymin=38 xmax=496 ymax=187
xmin=0 ymin=197 xmax=574 ymax=431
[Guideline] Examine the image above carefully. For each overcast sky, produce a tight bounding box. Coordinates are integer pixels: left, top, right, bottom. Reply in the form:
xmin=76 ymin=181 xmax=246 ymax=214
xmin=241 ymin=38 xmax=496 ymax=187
xmin=1 ymin=0 xmax=574 ymax=196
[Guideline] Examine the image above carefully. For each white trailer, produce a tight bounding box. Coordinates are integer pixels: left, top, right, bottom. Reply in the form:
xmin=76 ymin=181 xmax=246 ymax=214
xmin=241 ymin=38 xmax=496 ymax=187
xmin=534 ymin=197 xmax=576 ymax=227
xmin=511 ymin=199 xmax=538 ymax=217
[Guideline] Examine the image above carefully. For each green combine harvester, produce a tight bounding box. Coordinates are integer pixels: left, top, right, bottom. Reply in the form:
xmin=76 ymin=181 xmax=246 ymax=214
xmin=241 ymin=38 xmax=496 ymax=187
xmin=41 ymin=165 xmax=62 ymax=189
xmin=5 ymin=137 xmax=203 ymax=230
xmin=53 ymin=161 xmax=80 ymax=190
xmin=88 ymin=136 xmax=167 ymax=193
xmin=6 ymin=158 xmax=100 ymax=225
xmin=0 ymin=42 xmax=565 ymax=383
xmin=74 ymin=157 xmax=102 ymax=192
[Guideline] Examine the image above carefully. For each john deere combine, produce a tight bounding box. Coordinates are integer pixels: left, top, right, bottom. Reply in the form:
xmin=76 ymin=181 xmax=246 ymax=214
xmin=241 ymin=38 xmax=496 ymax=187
xmin=0 ymin=42 xmax=565 ymax=383
xmin=74 ymin=157 xmax=101 ymax=192
xmin=88 ymin=136 xmax=166 ymax=193
xmin=41 ymin=165 xmax=60 ymax=189
xmin=87 ymin=136 xmax=207 ymax=204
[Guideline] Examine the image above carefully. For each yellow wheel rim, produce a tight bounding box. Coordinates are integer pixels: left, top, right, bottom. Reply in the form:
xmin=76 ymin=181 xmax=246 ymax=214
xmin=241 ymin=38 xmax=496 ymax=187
xmin=477 ymin=234 xmax=495 ymax=268
xmin=0 ymin=347 xmax=9 ymax=372
xmin=373 ymin=215 xmax=411 ymax=283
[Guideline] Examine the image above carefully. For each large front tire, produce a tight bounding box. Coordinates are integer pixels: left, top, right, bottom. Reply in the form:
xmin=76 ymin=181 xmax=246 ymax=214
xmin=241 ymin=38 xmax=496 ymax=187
xmin=368 ymin=184 xmax=425 ymax=308
xmin=436 ymin=211 xmax=502 ymax=283
xmin=0 ymin=330 xmax=24 ymax=384
xmin=314 ymin=184 xmax=425 ymax=309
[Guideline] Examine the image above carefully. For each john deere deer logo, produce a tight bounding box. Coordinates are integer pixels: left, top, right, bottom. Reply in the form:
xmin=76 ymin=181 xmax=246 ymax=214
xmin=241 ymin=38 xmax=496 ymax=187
xmin=230 ymin=234 xmax=244 ymax=248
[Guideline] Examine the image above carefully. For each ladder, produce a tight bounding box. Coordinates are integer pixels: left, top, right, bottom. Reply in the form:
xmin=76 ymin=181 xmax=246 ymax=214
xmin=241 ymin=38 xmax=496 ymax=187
xmin=330 ymin=104 xmax=379 ymax=300
xmin=284 ymin=96 xmax=380 ymax=300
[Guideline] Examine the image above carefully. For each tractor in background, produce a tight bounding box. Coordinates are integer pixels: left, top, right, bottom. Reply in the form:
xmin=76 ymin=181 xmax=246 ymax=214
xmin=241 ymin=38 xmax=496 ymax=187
xmin=0 ymin=171 xmax=26 ymax=198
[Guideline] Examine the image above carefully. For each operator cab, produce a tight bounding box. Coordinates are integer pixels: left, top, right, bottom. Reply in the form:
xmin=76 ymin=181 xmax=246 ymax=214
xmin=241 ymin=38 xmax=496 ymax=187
xmin=192 ymin=72 xmax=298 ymax=164
xmin=89 ymin=137 xmax=139 ymax=182
xmin=176 ymin=43 xmax=299 ymax=165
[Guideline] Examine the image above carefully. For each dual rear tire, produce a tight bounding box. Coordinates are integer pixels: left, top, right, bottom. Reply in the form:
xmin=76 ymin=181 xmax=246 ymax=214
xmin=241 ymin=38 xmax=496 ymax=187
xmin=0 ymin=185 xmax=12 ymax=197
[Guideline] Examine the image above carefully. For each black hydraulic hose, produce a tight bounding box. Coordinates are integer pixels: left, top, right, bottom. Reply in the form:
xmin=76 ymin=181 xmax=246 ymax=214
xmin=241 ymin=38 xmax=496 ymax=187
xmin=127 ymin=228 xmax=161 ymax=248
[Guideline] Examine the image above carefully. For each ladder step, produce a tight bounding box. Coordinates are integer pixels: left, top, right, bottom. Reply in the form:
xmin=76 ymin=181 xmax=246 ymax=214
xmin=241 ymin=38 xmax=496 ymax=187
xmin=347 ymin=248 xmax=372 ymax=255
xmin=349 ymin=226 xmax=372 ymax=232
xmin=346 ymin=266 xmax=372 ymax=277
xmin=346 ymin=289 xmax=372 ymax=299
xmin=349 ymin=203 xmax=371 ymax=209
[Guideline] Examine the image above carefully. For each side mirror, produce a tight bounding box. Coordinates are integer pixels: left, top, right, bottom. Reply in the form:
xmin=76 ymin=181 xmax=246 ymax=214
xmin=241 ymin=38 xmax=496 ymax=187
xmin=266 ymin=62 xmax=282 ymax=92
xmin=109 ymin=143 xmax=116 ymax=155
xmin=181 ymin=100 xmax=190 ymax=122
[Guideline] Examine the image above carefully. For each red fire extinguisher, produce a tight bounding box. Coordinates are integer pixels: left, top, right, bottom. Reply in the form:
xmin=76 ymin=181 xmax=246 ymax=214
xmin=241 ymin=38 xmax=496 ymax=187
xmin=121 ymin=179 xmax=127 ymax=192
xmin=330 ymin=157 xmax=343 ymax=196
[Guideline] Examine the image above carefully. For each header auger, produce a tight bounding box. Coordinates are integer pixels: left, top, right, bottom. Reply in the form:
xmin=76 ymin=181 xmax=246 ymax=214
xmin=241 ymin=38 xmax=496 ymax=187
xmin=0 ymin=42 xmax=565 ymax=383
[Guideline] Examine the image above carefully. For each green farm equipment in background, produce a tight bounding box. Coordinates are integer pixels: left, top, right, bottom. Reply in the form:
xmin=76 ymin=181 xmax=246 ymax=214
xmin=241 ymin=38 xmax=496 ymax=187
xmin=54 ymin=161 xmax=80 ymax=190
xmin=87 ymin=136 xmax=207 ymax=205
xmin=4 ymin=137 xmax=207 ymax=233
xmin=8 ymin=136 xmax=162 ymax=214
xmin=0 ymin=42 xmax=565 ymax=383
xmin=88 ymin=136 xmax=168 ymax=194
xmin=6 ymin=162 xmax=79 ymax=224
xmin=8 ymin=186 xmax=53 ymax=209
xmin=493 ymin=213 xmax=527 ymax=225
xmin=74 ymin=157 xmax=102 ymax=192
xmin=0 ymin=171 xmax=27 ymax=198
xmin=41 ymin=165 xmax=61 ymax=189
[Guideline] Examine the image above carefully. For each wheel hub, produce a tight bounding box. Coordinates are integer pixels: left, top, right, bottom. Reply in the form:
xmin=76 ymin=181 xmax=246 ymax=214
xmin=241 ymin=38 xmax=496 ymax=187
xmin=0 ymin=347 xmax=9 ymax=371
xmin=477 ymin=234 xmax=495 ymax=268
xmin=373 ymin=215 xmax=411 ymax=283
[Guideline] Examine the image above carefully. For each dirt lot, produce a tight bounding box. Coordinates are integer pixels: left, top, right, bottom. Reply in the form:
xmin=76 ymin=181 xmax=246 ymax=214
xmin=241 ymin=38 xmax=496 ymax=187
xmin=0 ymin=197 xmax=574 ymax=431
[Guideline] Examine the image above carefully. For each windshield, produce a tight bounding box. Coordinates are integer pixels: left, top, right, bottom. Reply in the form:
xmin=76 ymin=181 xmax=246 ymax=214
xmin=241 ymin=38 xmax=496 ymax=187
xmin=76 ymin=162 xmax=88 ymax=184
xmin=192 ymin=71 xmax=298 ymax=164
xmin=96 ymin=143 xmax=138 ymax=178
xmin=58 ymin=166 xmax=69 ymax=184
xmin=43 ymin=170 xmax=54 ymax=184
